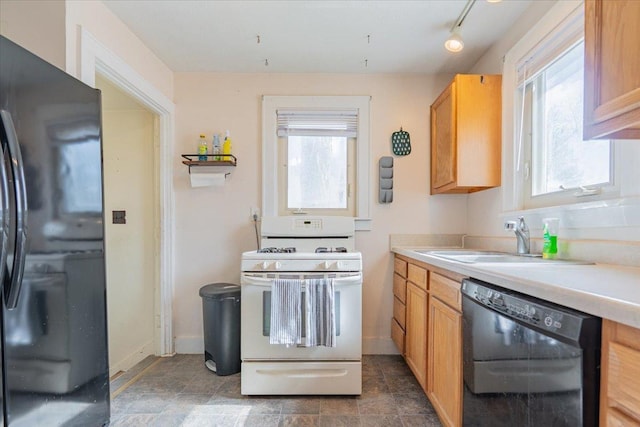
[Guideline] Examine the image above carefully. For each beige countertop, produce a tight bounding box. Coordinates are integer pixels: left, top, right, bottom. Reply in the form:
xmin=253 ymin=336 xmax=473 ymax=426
xmin=392 ymin=247 xmax=640 ymax=330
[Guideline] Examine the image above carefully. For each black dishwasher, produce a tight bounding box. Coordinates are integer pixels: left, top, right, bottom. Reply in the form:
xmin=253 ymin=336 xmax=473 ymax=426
xmin=461 ymin=279 xmax=601 ymax=427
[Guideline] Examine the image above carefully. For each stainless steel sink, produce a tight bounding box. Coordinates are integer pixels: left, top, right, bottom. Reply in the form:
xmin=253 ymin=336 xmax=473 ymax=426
xmin=416 ymin=250 xmax=592 ymax=265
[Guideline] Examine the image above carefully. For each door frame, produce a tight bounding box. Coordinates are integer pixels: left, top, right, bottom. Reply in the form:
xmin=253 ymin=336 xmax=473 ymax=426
xmin=77 ymin=28 xmax=175 ymax=356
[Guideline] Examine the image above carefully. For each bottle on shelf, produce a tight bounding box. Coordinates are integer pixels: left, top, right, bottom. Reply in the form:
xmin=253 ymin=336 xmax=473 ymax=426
xmin=223 ymin=130 xmax=232 ymax=159
xmin=212 ymin=133 xmax=222 ymax=161
xmin=197 ymin=134 xmax=208 ymax=161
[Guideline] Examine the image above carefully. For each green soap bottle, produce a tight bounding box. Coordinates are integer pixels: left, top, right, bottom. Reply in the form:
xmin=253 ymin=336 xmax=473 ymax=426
xmin=542 ymin=219 xmax=558 ymax=259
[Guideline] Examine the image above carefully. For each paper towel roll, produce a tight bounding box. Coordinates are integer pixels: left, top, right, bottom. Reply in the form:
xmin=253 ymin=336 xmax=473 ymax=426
xmin=190 ymin=172 xmax=226 ymax=187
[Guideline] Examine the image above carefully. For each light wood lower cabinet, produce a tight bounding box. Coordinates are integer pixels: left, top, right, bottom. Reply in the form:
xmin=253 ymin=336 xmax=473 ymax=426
xmin=600 ymin=319 xmax=640 ymax=426
xmin=427 ymin=272 xmax=462 ymax=427
xmin=405 ymin=280 xmax=428 ymax=390
xmin=391 ymin=258 xmax=408 ymax=354
xmin=391 ymin=318 xmax=405 ymax=355
xmin=392 ymin=255 xmax=462 ymax=426
xmin=393 ymin=254 xmax=640 ymax=427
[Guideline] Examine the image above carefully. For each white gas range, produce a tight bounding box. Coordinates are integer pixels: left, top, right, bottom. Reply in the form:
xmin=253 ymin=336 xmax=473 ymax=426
xmin=240 ymin=216 xmax=362 ymax=395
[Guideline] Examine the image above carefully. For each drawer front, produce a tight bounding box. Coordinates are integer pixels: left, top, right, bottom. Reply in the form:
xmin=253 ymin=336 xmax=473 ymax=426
xmin=393 ymin=296 xmax=406 ymax=329
xmin=393 ymin=273 xmax=406 ymax=303
xmin=391 ymin=318 xmax=405 ymax=355
xmin=407 ymin=264 xmax=427 ymax=291
xmin=430 ymin=272 xmax=461 ymax=311
xmin=394 ymin=258 xmax=408 ymax=277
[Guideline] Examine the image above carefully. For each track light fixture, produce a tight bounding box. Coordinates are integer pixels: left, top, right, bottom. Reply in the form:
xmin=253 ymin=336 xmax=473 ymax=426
xmin=445 ymin=0 xmax=476 ymax=53
xmin=445 ymin=27 xmax=464 ymax=53
xmin=444 ymin=0 xmax=501 ymax=53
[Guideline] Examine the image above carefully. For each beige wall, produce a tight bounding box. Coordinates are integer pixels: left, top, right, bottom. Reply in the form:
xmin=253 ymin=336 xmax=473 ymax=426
xmin=1 ymin=1 xmax=168 ymax=366
xmin=99 ymin=76 xmax=156 ymax=372
xmin=465 ymin=0 xmax=557 ymax=238
xmin=0 ymin=0 xmax=173 ymax=104
xmin=12 ymin=0 xmax=634 ymax=357
xmin=65 ymin=0 xmax=174 ymax=100
xmin=0 ymin=0 xmax=66 ymax=70
xmin=172 ymin=72 xmax=466 ymax=353
xmin=468 ymin=0 xmax=640 ymax=243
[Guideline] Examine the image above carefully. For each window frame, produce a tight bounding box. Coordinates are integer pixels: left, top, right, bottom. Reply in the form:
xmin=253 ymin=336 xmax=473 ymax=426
xmin=262 ymin=95 xmax=371 ymax=230
xmin=518 ymin=39 xmax=618 ymax=210
xmin=499 ymin=1 xmax=640 ymax=241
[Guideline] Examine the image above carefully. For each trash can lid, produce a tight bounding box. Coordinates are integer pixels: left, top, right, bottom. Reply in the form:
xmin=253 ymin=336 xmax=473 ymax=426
xmin=199 ymin=283 xmax=241 ymax=299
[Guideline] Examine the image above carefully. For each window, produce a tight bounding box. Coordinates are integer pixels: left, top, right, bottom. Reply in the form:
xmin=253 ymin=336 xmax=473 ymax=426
xmin=277 ymin=110 xmax=356 ymax=215
xmin=500 ymin=1 xmax=640 ymax=238
xmin=262 ymin=96 xmax=371 ymax=229
xmin=515 ymin=7 xmax=615 ymax=209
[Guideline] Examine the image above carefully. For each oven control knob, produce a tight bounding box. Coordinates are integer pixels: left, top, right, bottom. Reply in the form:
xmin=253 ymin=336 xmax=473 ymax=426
xmin=260 ymin=262 xmax=269 ymax=270
xmin=321 ymin=261 xmax=331 ymax=270
xmin=274 ymin=261 xmax=282 ymax=270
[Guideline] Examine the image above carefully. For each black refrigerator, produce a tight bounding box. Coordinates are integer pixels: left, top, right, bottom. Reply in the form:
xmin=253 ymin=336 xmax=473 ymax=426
xmin=0 ymin=36 xmax=110 ymax=426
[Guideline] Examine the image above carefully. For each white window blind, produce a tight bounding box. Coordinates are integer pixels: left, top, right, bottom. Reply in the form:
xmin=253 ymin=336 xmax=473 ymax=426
xmin=516 ymin=6 xmax=583 ymax=88
xmin=276 ymin=109 xmax=358 ymax=137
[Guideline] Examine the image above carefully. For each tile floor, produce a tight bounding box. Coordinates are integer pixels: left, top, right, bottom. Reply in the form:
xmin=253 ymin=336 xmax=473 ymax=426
xmin=109 ymin=354 xmax=442 ymax=427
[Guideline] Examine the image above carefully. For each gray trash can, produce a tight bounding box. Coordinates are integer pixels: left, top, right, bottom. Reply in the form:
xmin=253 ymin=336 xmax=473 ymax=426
xmin=199 ymin=283 xmax=241 ymax=376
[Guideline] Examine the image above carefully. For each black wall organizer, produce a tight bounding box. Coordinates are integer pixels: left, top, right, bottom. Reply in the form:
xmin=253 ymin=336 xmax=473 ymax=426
xmin=379 ymin=156 xmax=393 ymax=203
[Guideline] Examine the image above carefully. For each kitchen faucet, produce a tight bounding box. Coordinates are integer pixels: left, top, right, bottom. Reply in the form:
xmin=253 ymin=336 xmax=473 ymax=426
xmin=504 ymin=217 xmax=530 ymax=255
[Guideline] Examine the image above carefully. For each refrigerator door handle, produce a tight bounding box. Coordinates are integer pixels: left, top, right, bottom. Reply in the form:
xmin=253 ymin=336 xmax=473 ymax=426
xmin=0 ymin=141 xmax=9 ymax=288
xmin=0 ymin=110 xmax=28 ymax=309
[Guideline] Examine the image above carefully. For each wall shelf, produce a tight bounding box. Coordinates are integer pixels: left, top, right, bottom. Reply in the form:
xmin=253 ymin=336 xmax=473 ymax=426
xmin=181 ymin=154 xmax=237 ymax=172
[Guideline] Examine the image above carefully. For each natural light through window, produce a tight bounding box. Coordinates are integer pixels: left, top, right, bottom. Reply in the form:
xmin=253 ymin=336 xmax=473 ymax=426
xmin=530 ymin=41 xmax=610 ymax=197
xmin=519 ymin=34 xmax=614 ymax=209
xmin=287 ymin=136 xmax=348 ymax=210
xmin=501 ymin=2 xmax=638 ymax=237
xmin=275 ymin=108 xmax=357 ymax=216
xmin=262 ymin=95 xmax=371 ymax=229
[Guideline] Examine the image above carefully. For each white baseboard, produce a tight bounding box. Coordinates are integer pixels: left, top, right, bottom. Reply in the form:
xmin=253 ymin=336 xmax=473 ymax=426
xmin=174 ymin=335 xmax=399 ymax=356
xmin=109 ymin=340 xmax=155 ymax=376
xmin=362 ymin=336 xmax=400 ymax=355
xmin=174 ymin=336 xmax=204 ymax=354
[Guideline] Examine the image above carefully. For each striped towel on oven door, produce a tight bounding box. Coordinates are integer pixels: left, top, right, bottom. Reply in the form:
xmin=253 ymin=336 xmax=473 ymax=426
xmin=269 ymin=279 xmax=303 ymax=346
xmin=305 ymin=278 xmax=336 ymax=347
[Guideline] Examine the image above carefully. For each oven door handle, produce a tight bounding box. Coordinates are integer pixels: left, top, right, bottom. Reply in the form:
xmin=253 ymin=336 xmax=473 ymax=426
xmin=241 ymin=273 xmax=362 ymax=287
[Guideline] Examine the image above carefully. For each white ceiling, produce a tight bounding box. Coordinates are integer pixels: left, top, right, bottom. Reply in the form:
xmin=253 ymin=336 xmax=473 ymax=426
xmin=101 ymin=0 xmax=536 ymax=74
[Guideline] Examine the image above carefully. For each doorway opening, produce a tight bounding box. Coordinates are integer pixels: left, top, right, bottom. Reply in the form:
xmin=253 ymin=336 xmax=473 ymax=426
xmin=96 ymin=75 xmax=158 ymax=375
xmin=78 ymin=27 xmax=175 ymax=367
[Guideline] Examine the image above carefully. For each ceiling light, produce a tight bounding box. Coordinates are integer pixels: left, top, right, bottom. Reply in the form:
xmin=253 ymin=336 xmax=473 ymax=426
xmin=445 ymin=27 xmax=464 ymax=53
xmin=486 ymin=0 xmax=502 ymax=3
xmin=444 ymin=0 xmax=476 ymax=53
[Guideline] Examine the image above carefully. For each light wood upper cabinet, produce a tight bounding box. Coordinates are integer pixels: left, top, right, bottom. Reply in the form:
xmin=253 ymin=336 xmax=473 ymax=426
xmin=584 ymin=0 xmax=640 ymax=139
xmin=600 ymin=319 xmax=640 ymax=426
xmin=430 ymin=74 xmax=502 ymax=194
